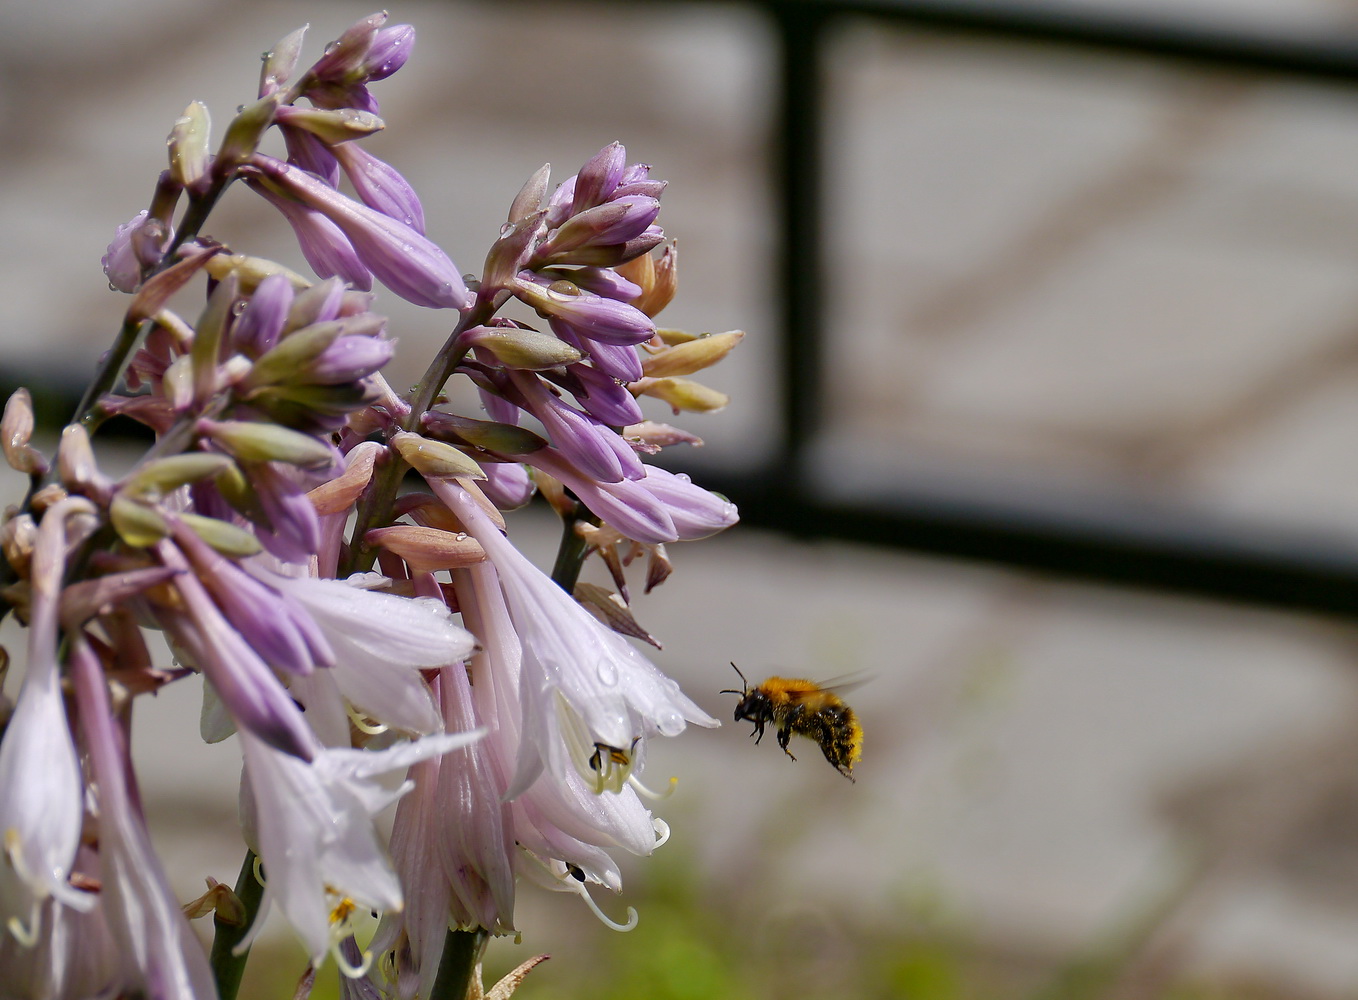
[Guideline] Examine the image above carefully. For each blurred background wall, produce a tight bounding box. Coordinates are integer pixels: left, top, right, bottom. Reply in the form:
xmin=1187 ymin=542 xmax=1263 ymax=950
xmin=10 ymin=0 xmax=1358 ymax=997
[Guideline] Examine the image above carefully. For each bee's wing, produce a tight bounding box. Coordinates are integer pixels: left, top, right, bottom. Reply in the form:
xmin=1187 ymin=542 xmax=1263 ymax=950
xmin=813 ymin=671 xmax=876 ymax=697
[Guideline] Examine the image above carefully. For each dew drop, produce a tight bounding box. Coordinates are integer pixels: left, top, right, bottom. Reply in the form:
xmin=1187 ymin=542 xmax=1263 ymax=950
xmin=596 ymin=661 xmax=618 ymax=686
xmin=401 ymin=243 xmax=413 ymax=253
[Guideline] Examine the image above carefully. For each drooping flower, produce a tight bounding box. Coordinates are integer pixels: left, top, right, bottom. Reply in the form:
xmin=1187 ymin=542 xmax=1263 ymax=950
xmin=0 ymin=499 xmax=98 ymax=943
xmin=237 ymin=725 xmax=482 ymax=973
xmin=433 ymin=481 xmax=717 ymax=799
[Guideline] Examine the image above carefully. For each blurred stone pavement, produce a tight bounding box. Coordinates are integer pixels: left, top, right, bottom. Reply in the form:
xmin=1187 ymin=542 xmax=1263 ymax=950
xmin=9 ymin=0 xmax=1358 ymax=995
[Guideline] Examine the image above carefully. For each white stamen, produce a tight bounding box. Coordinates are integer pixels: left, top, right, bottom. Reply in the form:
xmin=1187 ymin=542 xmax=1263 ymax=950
xmin=627 ymin=773 xmax=677 ymax=801
xmin=6 ymin=909 xmax=38 ymax=949
xmin=571 ymin=879 xmax=638 ymax=933
xmin=651 ymin=818 xmax=671 ymax=849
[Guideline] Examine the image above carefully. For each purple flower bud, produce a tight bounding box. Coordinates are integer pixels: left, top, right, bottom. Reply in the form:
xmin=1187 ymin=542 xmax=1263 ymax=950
xmin=287 ymin=276 xmax=348 ymax=330
xmin=571 ymin=142 xmax=626 ymax=215
xmin=173 ymin=523 xmax=334 ymax=676
xmin=544 ymin=175 xmax=577 ymax=229
xmin=332 ymin=142 xmax=426 ymax=234
xmin=251 ymin=156 xmax=471 ymax=310
xmin=363 ymin=23 xmax=415 ymax=80
xmin=233 ymin=272 xmax=294 ymax=356
xmin=283 ymin=126 xmax=341 ymax=188
xmin=537 ymin=196 xmax=660 ymax=261
xmin=515 ymin=273 xmax=653 ymax=346
xmin=635 ymin=466 xmax=739 ymax=539
xmin=566 ymin=363 xmax=645 ymax=426
xmin=309 ymin=335 xmax=395 ymax=384
xmin=479 ymin=461 xmax=535 ymax=509
xmin=613 ymin=177 xmax=667 ymax=200
xmin=554 ymin=267 xmax=642 ymax=303
xmin=102 ymin=211 xmax=171 ymax=292
xmin=511 ymin=371 xmax=643 ymax=483
xmin=526 ymin=449 xmax=675 ymax=544
xmin=251 ymin=460 xmax=323 ymax=564
xmin=309 ymin=12 xmax=386 ymax=83
xmin=477 ymin=384 xmax=520 ymax=426
xmin=562 ymin=228 xmax=666 ymax=268
xmin=553 ymin=329 xmax=643 ymax=382
xmin=247 ymin=178 xmax=372 ymax=291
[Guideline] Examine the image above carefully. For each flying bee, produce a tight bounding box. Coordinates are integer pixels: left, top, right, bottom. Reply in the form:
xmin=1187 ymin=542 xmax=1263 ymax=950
xmin=721 ymin=663 xmax=864 ymax=782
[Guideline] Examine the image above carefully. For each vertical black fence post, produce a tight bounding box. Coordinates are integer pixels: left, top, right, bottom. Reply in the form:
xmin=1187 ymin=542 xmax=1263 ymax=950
xmin=771 ymin=2 xmax=831 ymax=482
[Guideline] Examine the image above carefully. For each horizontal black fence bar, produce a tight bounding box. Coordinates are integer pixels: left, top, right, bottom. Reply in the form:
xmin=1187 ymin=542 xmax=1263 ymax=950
xmin=769 ymin=0 xmax=1358 ymax=83
xmin=698 ymin=468 xmax=1358 ymax=617
xmin=20 ymin=0 xmax=1358 ymax=620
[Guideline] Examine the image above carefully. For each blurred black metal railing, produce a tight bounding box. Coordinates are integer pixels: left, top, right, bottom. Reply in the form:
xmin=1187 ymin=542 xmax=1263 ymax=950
xmin=675 ymin=0 xmax=1358 ymax=617
xmin=22 ymin=1 xmax=1358 ymax=616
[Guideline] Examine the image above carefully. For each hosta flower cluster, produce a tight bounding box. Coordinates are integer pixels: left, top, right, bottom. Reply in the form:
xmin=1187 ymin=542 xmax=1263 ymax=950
xmin=0 ymin=14 xmax=741 ymax=1000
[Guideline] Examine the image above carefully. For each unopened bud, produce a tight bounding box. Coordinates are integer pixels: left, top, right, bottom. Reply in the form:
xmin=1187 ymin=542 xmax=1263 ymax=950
xmin=623 ymin=421 xmax=703 ymax=451
xmin=260 ymin=26 xmax=308 ymax=97
xmin=203 ymin=254 xmax=311 ymax=292
xmin=634 ymin=377 xmax=730 ymax=413
xmin=110 ymin=493 xmax=171 ymax=548
xmin=641 ymin=330 xmax=744 ymax=379
xmin=391 ymin=431 xmax=485 ymax=480
xmin=167 ymin=101 xmax=211 ymax=193
xmin=245 ymin=320 xmax=350 ymax=387
xmin=310 ymin=12 xmax=386 ymax=82
xmin=1 ymin=389 xmax=46 ymax=476
xmin=655 ymin=327 xmax=699 ymax=346
xmin=463 ymin=325 xmax=582 ymax=370
xmin=364 ymin=524 xmax=485 ymax=574
xmin=191 ymin=275 xmax=239 ymax=405
xmin=124 ymin=454 xmax=234 ymax=498
xmin=483 ymin=214 xmax=546 ymax=292
xmin=276 ymin=105 xmax=384 ymax=145
xmin=163 ymin=355 xmax=195 ymax=413
xmin=2 ymin=514 xmax=36 ymax=578
xmin=57 ymin=425 xmax=101 ymax=494
xmin=217 ymin=95 xmax=279 ymax=173
xmin=509 ymin=163 xmax=551 ymax=225
xmin=179 ymin=512 xmax=262 ymax=557
xmin=421 ymin=411 xmax=547 ymax=456
xmin=200 ymin=419 xmax=337 ymax=470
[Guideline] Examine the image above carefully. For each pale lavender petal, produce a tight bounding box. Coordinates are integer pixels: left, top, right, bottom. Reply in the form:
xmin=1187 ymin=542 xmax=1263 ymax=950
xmin=333 ymin=140 xmax=426 ymax=234
xmin=251 ymin=156 xmax=470 ymax=310
xmin=249 ymin=179 xmax=373 ymax=290
xmin=234 ymin=272 xmax=295 ymax=355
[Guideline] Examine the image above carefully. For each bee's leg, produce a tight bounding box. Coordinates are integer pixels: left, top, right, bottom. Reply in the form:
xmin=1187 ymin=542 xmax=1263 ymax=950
xmin=752 ymin=719 xmax=766 ymax=744
xmin=777 ymin=724 xmax=797 ymax=761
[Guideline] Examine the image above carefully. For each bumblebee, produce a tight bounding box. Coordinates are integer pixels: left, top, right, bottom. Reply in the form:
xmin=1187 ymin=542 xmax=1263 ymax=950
xmin=721 ymin=663 xmax=864 ymax=782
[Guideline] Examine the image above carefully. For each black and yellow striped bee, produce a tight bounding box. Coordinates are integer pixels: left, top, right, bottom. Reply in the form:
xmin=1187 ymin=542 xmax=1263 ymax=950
xmin=721 ymin=663 xmax=864 ymax=782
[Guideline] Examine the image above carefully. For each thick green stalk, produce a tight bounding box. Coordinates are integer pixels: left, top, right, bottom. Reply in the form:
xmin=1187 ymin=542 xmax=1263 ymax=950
xmin=209 ymin=850 xmax=264 ymax=1000
xmin=430 ymin=928 xmax=488 ymax=1000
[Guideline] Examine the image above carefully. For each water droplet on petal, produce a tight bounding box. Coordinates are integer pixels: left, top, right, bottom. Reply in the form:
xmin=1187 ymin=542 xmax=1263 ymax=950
xmin=596 ymin=660 xmax=618 ymax=686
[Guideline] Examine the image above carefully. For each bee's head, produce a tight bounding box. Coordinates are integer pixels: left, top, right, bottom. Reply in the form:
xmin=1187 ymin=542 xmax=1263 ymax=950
xmin=731 ymin=688 xmax=772 ymax=725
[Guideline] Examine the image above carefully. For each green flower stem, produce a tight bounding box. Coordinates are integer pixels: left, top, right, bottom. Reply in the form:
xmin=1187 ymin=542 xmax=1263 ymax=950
xmin=550 ymin=503 xmax=596 ymax=592
xmin=430 ymin=928 xmax=489 ymax=1000
xmin=209 ymin=850 xmax=264 ymax=1000
xmin=341 ymin=295 xmax=494 ymax=577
